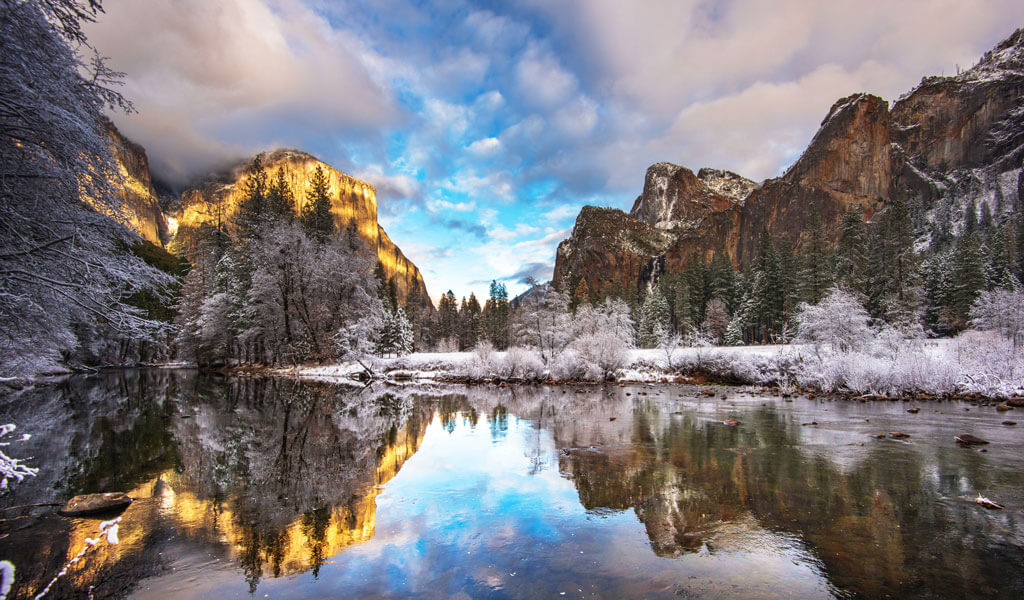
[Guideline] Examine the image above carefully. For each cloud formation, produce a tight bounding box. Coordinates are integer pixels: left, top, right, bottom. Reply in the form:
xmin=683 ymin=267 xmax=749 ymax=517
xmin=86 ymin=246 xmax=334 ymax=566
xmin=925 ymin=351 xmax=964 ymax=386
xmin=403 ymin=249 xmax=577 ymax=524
xmin=87 ymin=0 xmax=1024 ymax=300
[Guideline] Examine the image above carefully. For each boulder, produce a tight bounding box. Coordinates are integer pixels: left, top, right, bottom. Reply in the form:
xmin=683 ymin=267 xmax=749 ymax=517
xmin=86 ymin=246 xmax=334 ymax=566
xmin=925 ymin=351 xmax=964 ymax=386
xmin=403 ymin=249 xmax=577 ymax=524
xmin=59 ymin=493 xmax=132 ymax=517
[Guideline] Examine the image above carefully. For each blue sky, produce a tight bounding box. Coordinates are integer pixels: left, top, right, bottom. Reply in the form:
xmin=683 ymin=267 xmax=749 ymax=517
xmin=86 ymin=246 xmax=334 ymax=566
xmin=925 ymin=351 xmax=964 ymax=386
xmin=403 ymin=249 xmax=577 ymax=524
xmin=88 ymin=0 xmax=1024 ymax=302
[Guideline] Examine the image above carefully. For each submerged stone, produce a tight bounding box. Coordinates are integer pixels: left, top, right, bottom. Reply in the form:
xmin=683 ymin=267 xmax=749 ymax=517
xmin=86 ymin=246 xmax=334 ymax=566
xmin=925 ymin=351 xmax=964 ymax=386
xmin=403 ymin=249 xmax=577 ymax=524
xmin=955 ymin=434 xmax=989 ymax=445
xmin=59 ymin=492 xmax=132 ymax=517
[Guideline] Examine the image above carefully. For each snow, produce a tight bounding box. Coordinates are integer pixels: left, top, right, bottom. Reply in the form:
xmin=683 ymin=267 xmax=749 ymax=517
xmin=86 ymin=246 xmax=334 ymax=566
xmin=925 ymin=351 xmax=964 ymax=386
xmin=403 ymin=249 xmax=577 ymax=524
xmin=291 ymin=336 xmax=1022 ymax=398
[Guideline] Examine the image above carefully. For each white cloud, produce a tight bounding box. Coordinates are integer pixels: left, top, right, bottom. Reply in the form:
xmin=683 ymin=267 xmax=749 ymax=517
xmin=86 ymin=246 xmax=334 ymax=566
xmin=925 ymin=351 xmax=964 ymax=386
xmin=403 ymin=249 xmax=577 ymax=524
xmin=514 ymin=43 xmax=579 ymax=109
xmin=87 ymin=0 xmax=398 ymax=182
xmin=467 ymin=137 xmax=502 ymax=156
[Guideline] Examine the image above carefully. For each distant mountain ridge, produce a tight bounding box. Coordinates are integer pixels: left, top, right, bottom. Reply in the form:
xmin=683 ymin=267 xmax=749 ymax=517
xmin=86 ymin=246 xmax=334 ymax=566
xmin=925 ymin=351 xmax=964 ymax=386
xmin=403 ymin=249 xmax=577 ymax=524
xmin=554 ymin=27 xmax=1024 ymax=299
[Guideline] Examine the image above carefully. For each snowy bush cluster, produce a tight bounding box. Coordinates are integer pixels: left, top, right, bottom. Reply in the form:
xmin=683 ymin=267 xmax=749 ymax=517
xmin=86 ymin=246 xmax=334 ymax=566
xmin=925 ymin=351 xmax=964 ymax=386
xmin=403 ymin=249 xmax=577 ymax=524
xmin=789 ymin=288 xmax=1024 ymax=396
xmin=319 ymin=286 xmax=1024 ymax=397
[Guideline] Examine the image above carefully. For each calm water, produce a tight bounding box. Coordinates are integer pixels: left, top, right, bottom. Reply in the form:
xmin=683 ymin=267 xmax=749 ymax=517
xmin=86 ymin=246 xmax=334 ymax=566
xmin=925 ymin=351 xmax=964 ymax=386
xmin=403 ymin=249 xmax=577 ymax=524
xmin=0 ymin=371 xmax=1022 ymax=599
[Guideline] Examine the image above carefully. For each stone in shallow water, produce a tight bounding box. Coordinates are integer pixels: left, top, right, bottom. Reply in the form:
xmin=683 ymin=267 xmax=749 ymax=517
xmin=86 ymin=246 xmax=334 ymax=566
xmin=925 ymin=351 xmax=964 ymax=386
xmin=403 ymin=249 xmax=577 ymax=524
xmin=955 ymin=434 xmax=989 ymax=445
xmin=58 ymin=493 xmax=132 ymax=517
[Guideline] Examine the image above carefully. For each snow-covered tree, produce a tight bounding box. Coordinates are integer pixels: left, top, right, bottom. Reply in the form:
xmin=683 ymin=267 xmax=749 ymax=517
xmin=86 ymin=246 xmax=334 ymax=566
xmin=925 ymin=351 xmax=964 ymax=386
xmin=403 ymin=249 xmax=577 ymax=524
xmin=971 ymin=288 xmax=1024 ymax=347
xmin=376 ymin=308 xmax=414 ymax=357
xmin=1 ymin=0 xmax=173 ymax=375
xmin=637 ymin=287 xmax=671 ymax=347
xmin=795 ymin=287 xmax=873 ymax=353
xmin=511 ymin=283 xmax=571 ymax=363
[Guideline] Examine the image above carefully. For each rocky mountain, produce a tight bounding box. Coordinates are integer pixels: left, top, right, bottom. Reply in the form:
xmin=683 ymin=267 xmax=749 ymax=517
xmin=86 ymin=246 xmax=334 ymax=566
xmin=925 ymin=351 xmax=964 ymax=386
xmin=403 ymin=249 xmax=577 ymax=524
xmin=102 ymin=119 xmax=168 ymax=246
xmin=555 ymin=27 xmax=1024 ymax=299
xmin=104 ymin=127 xmax=433 ymax=309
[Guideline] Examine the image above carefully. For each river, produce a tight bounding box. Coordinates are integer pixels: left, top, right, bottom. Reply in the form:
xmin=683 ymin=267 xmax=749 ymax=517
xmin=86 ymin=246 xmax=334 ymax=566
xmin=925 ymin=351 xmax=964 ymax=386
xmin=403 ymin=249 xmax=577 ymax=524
xmin=0 ymin=370 xmax=1021 ymax=599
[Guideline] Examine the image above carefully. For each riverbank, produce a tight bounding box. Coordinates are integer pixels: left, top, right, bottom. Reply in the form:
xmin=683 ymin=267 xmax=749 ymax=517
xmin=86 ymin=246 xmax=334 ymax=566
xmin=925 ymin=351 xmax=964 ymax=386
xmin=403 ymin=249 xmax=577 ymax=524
xmin=286 ymin=333 xmax=1024 ymax=401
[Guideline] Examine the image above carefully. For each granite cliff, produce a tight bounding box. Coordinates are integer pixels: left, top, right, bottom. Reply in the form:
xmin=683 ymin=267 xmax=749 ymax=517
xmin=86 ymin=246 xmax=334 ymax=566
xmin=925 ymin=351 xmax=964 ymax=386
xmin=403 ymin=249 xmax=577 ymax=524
xmin=103 ymin=124 xmax=432 ymax=309
xmin=171 ymin=149 xmax=432 ymax=308
xmin=103 ymin=120 xmax=168 ymax=246
xmin=554 ymin=28 xmax=1024 ymax=299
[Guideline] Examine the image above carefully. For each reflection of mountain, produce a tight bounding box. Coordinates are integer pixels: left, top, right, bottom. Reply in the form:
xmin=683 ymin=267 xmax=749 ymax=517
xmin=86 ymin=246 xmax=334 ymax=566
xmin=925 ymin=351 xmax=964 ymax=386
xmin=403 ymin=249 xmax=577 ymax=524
xmin=550 ymin=401 xmax=1024 ymax=599
xmin=0 ymin=373 xmax=430 ymax=598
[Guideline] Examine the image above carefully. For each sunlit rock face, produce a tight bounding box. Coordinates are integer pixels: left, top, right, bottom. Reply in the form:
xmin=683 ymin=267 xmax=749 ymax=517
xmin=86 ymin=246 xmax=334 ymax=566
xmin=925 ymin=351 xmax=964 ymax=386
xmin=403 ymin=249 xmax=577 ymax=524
xmin=102 ymin=120 xmax=168 ymax=246
xmin=554 ymin=28 xmax=1024 ymax=297
xmin=172 ymin=149 xmax=432 ymax=309
xmin=630 ymin=163 xmax=755 ymax=230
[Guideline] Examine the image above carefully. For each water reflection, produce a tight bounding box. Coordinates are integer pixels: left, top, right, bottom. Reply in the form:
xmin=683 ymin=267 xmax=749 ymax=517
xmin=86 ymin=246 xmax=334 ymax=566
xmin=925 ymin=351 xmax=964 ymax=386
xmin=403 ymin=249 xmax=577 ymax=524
xmin=0 ymin=373 xmax=1020 ymax=599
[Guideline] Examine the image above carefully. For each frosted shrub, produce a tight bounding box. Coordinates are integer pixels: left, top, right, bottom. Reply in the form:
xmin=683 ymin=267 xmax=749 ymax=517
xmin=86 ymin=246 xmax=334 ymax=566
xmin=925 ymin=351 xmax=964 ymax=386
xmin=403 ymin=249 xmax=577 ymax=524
xmin=795 ymin=288 xmax=872 ymax=353
xmin=473 ymin=341 xmax=495 ymax=362
xmin=500 ymin=347 xmax=545 ymax=380
xmin=436 ymin=337 xmax=460 ymax=353
xmin=571 ymin=330 xmax=630 ymax=379
xmin=952 ymin=331 xmax=1024 ymax=396
xmin=971 ymin=288 xmax=1024 ymax=344
xmin=466 ymin=342 xmax=498 ymax=378
xmin=549 ymin=349 xmax=591 ymax=381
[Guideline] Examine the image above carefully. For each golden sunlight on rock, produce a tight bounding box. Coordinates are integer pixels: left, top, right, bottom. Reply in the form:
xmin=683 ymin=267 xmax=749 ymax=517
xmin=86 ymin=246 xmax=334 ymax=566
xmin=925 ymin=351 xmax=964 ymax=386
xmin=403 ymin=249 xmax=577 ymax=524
xmin=172 ymin=149 xmax=431 ymax=308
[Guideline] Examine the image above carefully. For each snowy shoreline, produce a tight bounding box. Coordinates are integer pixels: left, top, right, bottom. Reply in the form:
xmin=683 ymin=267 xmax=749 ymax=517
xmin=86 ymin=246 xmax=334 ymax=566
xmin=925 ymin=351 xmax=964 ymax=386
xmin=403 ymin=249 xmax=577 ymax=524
xmin=281 ymin=338 xmax=1023 ymax=400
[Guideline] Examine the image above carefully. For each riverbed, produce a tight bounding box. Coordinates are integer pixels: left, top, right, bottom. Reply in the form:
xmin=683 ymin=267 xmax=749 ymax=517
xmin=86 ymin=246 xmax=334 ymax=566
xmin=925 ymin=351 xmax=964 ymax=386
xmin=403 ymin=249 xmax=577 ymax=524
xmin=0 ymin=371 xmax=1021 ymax=599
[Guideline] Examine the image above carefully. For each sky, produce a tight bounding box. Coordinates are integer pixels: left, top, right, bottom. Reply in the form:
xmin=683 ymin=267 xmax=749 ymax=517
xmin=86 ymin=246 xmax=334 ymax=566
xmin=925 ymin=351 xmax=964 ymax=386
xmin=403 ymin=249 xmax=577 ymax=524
xmin=86 ymin=0 xmax=1024 ymax=302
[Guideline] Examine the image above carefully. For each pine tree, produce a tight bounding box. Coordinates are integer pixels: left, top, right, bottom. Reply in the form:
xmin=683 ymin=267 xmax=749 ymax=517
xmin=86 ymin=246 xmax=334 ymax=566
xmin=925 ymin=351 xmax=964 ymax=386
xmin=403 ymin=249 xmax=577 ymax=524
xmin=403 ymin=285 xmax=428 ymax=351
xmin=986 ymin=226 xmax=1017 ymax=290
xmin=483 ymin=280 xmax=509 ymax=349
xmin=301 ymin=165 xmax=334 ymax=241
xmin=868 ymin=196 xmax=918 ymax=321
xmin=921 ymin=250 xmax=953 ymax=335
xmin=459 ymin=293 xmax=482 ymax=349
xmin=798 ymin=216 xmax=834 ymax=304
xmin=671 ymin=276 xmax=694 ymax=334
xmin=637 ymin=286 xmax=671 ymax=347
xmin=777 ymin=239 xmax=800 ymax=331
xmin=836 ymin=207 xmax=868 ymax=294
xmin=724 ymin=315 xmax=744 ymax=346
xmin=964 ymin=199 xmax=978 ymax=236
xmin=707 ymin=251 xmax=736 ymax=313
xmin=681 ymin=258 xmax=709 ymax=324
xmin=235 ymin=156 xmax=268 ymax=237
xmin=950 ymin=232 xmax=987 ymax=330
xmin=267 ymin=166 xmax=295 ymax=220
xmin=375 ymin=308 xmax=411 ymax=357
xmin=980 ymin=201 xmax=993 ymax=236
xmin=750 ymin=229 xmax=782 ymax=343
xmin=437 ymin=290 xmax=459 ymax=344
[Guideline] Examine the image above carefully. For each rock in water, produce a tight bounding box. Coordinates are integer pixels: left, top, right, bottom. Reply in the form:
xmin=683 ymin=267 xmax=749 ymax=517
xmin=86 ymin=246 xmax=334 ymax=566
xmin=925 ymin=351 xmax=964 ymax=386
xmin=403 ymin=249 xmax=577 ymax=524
xmin=1002 ymin=420 xmax=1017 ymax=426
xmin=996 ymin=404 xmax=1013 ymax=412
xmin=975 ymin=495 xmax=1004 ymax=510
xmin=59 ymin=493 xmax=132 ymax=517
xmin=907 ymin=408 xmax=920 ymax=414
xmin=955 ymin=434 xmax=989 ymax=445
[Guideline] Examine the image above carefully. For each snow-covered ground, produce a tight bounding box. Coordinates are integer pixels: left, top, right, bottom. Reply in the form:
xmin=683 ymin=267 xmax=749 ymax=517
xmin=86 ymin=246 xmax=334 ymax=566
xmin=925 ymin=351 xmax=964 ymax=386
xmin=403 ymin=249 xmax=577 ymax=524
xmin=291 ymin=336 xmax=1022 ymax=399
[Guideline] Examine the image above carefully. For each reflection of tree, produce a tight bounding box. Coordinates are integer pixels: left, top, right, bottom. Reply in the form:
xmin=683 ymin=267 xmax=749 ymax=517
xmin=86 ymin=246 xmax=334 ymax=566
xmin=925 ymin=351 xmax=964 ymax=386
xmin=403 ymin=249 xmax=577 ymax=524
xmin=488 ymin=404 xmax=508 ymax=440
xmin=556 ymin=402 xmax=1024 ymax=599
xmin=172 ymin=377 xmax=431 ymax=582
xmin=301 ymin=506 xmax=331 ymax=578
